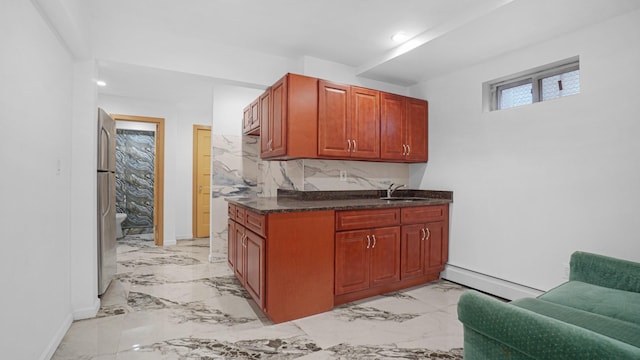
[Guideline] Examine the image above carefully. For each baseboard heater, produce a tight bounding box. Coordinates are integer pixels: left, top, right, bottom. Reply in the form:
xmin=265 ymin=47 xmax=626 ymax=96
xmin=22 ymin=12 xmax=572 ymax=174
xmin=442 ymin=264 xmax=545 ymax=301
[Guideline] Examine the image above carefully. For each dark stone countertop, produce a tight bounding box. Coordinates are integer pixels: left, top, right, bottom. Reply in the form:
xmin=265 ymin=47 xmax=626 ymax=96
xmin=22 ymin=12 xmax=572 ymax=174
xmin=225 ymin=189 xmax=453 ymax=214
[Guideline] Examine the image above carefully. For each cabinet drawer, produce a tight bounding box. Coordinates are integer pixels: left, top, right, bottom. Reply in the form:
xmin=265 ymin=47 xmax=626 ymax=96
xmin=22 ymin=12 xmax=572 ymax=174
xmin=235 ymin=206 xmax=246 ymax=223
xmin=244 ymin=210 xmax=267 ymax=237
xmin=228 ymin=204 xmax=236 ymax=219
xmin=401 ymin=205 xmax=447 ymax=224
xmin=336 ymin=208 xmax=400 ymax=231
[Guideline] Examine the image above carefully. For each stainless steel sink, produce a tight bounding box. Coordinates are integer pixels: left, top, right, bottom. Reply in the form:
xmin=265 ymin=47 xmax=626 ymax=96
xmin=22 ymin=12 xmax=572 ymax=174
xmin=379 ymin=197 xmax=430 ymax=201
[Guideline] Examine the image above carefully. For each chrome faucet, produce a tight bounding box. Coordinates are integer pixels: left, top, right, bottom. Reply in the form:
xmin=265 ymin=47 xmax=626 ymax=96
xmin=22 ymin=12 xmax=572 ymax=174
xmin=387 ymin=183 xmax=405 ymax=198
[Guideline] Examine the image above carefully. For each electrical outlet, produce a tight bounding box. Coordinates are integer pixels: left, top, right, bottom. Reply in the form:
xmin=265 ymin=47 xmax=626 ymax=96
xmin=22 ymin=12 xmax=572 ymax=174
xmin=339 ymin=170 xmax=347 ymax=181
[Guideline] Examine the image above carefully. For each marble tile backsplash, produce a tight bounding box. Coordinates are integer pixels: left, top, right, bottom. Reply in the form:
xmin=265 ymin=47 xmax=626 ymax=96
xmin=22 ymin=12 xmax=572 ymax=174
xmin=210 ymin=134 xmax=409 ymax=237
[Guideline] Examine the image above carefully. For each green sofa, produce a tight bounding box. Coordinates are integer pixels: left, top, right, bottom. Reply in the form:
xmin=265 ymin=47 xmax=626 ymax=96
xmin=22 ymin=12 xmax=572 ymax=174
xmin=457 ymin=251 xmax=640 ymax=359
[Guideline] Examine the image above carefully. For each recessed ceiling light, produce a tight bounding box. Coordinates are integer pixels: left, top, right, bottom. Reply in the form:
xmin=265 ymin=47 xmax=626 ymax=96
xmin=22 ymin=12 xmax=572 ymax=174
xmin=391 ymin=32 xmax=409 ymax=43
xmin=96 ymin=80 xmax=107 ymax=87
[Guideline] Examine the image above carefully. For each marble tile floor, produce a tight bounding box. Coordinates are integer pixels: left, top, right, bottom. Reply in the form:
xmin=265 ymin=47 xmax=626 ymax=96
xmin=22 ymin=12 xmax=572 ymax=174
xmin=53 ymin=236 xmax=466 ymax=359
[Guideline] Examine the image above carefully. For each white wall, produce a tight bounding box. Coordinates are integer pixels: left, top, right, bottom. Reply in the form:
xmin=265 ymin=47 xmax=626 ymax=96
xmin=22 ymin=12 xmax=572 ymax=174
xmin=91 ymin=1 xmax=300 ymax=89
xmin=410 ymin=9 xmax=640 ymax=293
xmin=0 ymin=1 xmax=75 ymax=359
xmin=69 ymin=60 xmax=100 ymax=320
xmin=213 ymin=84 xmax=264 ymax=136
xmin=301 ymin=56 xmax=409 ymax=95
xmin=98 ymin=93 xmax=214 ymax=241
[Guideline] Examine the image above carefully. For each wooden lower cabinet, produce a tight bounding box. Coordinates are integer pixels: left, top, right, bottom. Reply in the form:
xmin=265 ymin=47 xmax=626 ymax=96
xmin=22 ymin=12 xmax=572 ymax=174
xmin=335 ymin=204 xmax=449 ymax=305
xmin=230 ymin=222 xmax=262 ymax=307
xmin=228 ymin=203 xmax=449 ymax=321
xmin=400 ymin=205 xmax=449 ymax=280
xmin=228 ymin=205 xmax=334 ymax=323
xmin=335 ymin=226 xmax=401 ymax=296
xmin=227 ymin=218 xmax=235 ymax=270
xmin=244 ymin=230 xmax=264 ymax=306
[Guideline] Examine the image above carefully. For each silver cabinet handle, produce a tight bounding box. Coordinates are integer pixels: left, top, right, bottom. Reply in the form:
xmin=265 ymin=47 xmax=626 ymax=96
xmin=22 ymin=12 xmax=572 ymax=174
xmin=402 ymin=144 xmax=407 ymax=155
xmin=267 ymin=139 xmax=273 ymax=151
xmin=199 ymin=185 xmax=203 ymax=192
xmin=347 ymin=139 xmax=352 ymax=152
xmin=353 ymin=139 xmax=357 ymax=152
xmin=366 ymin=235 xmax=371 ymax=249
xmin=421 ymin=228 xmax=426 ymax=241
xmin=372 ymin=235 xmax=377 ymax=248
xmin=425 ymin=228 xmax=431 ymax=240
xmin=407 ymin=144 xmax=411 ymax=156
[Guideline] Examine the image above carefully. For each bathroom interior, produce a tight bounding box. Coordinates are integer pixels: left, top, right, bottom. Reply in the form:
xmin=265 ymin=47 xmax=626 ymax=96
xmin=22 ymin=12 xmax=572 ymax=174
xmin=114 ymin=120 xmax=156 ymax=242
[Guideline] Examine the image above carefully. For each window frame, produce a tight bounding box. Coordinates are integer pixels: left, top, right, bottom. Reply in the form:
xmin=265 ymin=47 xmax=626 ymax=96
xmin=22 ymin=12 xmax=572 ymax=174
xmin=490 ymin=59 xmax=580 ymax=111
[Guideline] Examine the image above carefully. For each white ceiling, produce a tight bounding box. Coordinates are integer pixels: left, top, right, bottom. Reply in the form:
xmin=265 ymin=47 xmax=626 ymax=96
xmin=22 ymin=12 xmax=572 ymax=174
xmin=93 ymin=0 xmax=640 ymax=99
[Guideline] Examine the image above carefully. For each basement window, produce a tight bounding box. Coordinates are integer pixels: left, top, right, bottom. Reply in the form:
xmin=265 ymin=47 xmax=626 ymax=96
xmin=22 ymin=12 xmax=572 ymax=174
xmin=489 ymin=58 xmax=580 ymax=111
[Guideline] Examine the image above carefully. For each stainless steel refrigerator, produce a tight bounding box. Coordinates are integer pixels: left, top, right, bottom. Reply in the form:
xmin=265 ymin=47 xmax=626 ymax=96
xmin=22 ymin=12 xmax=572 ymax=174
xmin=97 ymin=108 xmax=116 ymax=295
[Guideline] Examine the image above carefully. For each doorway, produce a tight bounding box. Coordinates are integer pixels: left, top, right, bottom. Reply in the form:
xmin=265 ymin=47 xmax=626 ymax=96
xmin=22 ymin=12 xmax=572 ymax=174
xmin=111 ymin=114 xmax=165 ymax=246
xmin=192 ymin=125 xmax=211 ymax=238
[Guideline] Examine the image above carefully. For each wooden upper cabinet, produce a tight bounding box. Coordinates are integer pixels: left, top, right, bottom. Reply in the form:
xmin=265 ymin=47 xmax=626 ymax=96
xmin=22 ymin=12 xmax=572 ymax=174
xmin=243 ymin=106 xmax=252 ymax=134
xmin=406 ymin=98 xmax=428 ymax=162
xmin=259 ymin=89 xmax=271 ymax=154
xmin=351 ymin=87 xmax=380 ymax=159
xmin=260 ymin=73 xmax=318 ymax=160
xmin=380 ymin=92 xmax=406 ymax=161
xmin=381 ymin=92 xmax=428 ymax=162
xmin=318 ymin=80 xmax=350 ymax=158
xmin=318 ymin=82 xmax=380 ymax=159
xmin=250 ymin=73 xmax=426 ymax=162
xmin=242 ymin=98 xmax=260 ymax=136
xmin=263 ymin=77 xmax=287 ymax=158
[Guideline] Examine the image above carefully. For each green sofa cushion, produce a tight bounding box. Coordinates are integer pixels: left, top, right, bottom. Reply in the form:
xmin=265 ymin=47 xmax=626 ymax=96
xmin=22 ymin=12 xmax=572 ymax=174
xmin=539 ymin=281 xmax=640 ymax=325
xmin=458 ymin=290 xmax=640 ymax=359
xmin=512 ymin=297 xmax=640 ymax=348
xmin=570 ymin=251 xmax=640 ymax=293
xmin=462 ymin=326 xmax=535 ymax=360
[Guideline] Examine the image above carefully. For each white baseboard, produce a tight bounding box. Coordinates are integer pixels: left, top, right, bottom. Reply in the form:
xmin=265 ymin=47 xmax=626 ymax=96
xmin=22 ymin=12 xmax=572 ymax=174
xmin=39 ymin=313 xmax=73 ymax=360
xmin=442 ymin=264 xmax=544 ymax=300
xmin=72 ymin=297 xmax=100 ymax=320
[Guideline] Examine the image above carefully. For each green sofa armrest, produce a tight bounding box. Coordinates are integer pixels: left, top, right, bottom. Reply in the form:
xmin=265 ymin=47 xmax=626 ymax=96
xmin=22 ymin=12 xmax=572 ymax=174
xmin=457 ymin=290 xmax=640 ymax=360
xmin=570 ymin=251 xmax=640 ymax=293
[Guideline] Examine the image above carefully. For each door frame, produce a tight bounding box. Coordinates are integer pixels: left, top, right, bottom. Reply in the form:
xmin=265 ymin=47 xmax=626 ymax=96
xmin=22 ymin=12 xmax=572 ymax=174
xmin=110 ymin=114 xmax=165 ymax=246
xmin=192 ymin=125 xmax=212 ymax=238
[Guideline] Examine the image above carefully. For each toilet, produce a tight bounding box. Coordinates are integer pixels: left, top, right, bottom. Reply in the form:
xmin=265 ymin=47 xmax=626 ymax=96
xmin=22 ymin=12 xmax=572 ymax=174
xmin=115 ymin=213 xmax=127 ymax=239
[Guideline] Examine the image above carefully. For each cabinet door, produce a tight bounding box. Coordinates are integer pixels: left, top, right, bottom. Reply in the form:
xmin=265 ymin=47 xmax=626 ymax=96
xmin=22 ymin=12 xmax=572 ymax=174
xmin=335 ymin=229 xmax=370 ymax=295
xmin=351 ymin=87 xmax=380 ymax=159
xmin=318 ymin=80 xmax=351 ymax=158
xmin=234 ymin=224 xmax=246 ymax=284
xmin=424 ymin=221 xmax=448 ymax=274
xmin=370 ymin=227 xmax=401 ymax=287
xmin=259 ymin=89 xmax=271 ymax=154
xmin=269 ymin=77 xmax=287 ymax=157
xmin=401 ymin=224 xmax=424 ymax=280
xmin=227 ymin=219 xmax=236 ymax=270
xmin=250 ymin=98 xmax=260 ymax=130
xmin=245 ymin=230 xmax=265 ymax=308
xmin=380 ymin=92 xmax=406 ymax=160
xmin=406 ymin=98 xmax=428 ymax=162
xmin=242 ymin=106 xmax=252 ymax=134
